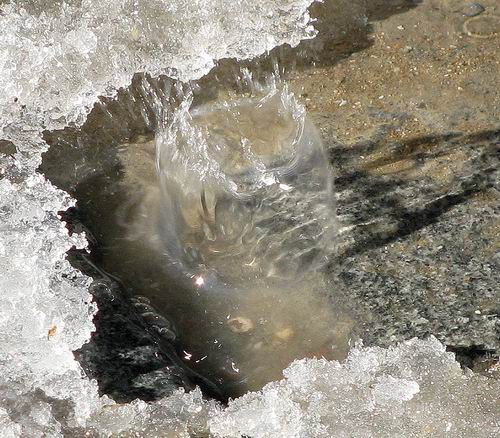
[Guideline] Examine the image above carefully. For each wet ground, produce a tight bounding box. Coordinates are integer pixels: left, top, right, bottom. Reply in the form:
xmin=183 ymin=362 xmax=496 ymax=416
xmin=40 ymin=0 xmax=499 ymax=402
xmin=287 ymin=0 xmax=499 ymax=353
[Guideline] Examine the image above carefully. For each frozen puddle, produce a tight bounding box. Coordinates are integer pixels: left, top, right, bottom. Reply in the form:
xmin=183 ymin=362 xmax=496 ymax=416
xmin=42 ymin=78 xmax=355 ymax=398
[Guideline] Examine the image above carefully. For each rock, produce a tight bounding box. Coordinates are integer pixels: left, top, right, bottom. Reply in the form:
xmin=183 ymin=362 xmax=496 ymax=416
xmin=274 ymin=327 xmax=295 ymax=342
xmin=227 ymin=317 xmax=254 ymax=333
xmin=462 ymin=3 xmax=485 ymax=17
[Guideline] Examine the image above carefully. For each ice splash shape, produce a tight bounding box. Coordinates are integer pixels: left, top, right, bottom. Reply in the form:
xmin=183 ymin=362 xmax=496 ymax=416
xmin=155 ymin=84 xmax=336 ymax=283
xmin=113 ymin=81 xmax=345 ymax=396
xmin=0 ymin=0 xmax=316 ymax=132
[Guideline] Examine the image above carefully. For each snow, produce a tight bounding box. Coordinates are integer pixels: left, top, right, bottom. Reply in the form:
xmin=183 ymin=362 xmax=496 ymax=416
xmin=0 ymin=0 xmax=316 ymax=131
xmin=91 ymin=337 xmax=500 ymax=437
xmin=210 ymin=337 xmax=500 ymax=437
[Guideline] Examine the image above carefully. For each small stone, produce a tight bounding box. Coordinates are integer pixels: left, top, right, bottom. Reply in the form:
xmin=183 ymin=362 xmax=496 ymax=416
xmin=156 ymin=327 xmax=176 ymax=341
xmin=252 ymin=341 xmax=263 ymax=350
xmin=462 ymin=4 xmax=485 ymax=17
xmin=274 ymin=327 xmax=294 ymax=342
xmin=130 ymin=295 xmax=151 ymax=305
xmin=141 ymin=312 xmax=172 ymax=329
xmin=47 ymin=325 xmax=57 ymax=339
xmin=227 ymin=317 xmax=254 ymax=333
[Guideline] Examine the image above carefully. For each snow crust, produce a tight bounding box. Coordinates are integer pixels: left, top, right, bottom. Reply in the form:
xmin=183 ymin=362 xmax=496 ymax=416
xmin=87 ymin=337 xmax=500 ymax=437
xmin=0 ymin=0 xmax=498 ymax=436
xmin=0 ymin=0 xmax=316 ymax=131
xmin=210 ymin=337 xmax=500 ymax=437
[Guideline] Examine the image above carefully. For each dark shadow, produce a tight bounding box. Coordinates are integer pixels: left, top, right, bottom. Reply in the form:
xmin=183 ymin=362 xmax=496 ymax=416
xmin=366 ymin=0 xmax=422 ymax=21
xmin=329 ymin=129 xmax=499 ymax=260
xmin=298 ymin=0 xmax=422 ymax=66
xmin=447 ymin=345 xmax=499 ymax=372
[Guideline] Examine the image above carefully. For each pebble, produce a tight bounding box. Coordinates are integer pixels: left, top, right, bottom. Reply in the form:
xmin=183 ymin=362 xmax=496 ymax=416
xmin=462 ymin=3 xmax=485 ymax=17
xmin=141 ymin=312 xmax=172 ymax=329
xmin=130 ymin=295 xmax=151 ymax=305
xmin=132 ymin=302 xmax=155 ymax=314
xmin=252 ymin=341 xmax=263 ymax=350
xmin=156 ymin=326 xmax=176 ymax=341
xmin=274 ymin=327 xmax=294 ymax=342
xmin=227 ymin=317 xmax=254 ymax=333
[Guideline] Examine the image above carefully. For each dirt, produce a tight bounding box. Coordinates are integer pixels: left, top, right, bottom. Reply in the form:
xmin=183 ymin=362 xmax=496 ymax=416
xmin=291 ymin=0 xmax=498 ymax=141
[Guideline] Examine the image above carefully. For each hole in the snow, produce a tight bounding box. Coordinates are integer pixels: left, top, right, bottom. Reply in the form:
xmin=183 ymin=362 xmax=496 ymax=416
xmin=40 ymin=72 xmax=358 ymax=401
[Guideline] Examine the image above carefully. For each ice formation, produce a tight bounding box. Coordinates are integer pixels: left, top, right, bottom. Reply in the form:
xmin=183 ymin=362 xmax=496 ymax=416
xmin=0 ymin=0 xmax=499 ymax=436
xmin=112 ymin=82 xmax=347 ymax=396
xmin=210 ymin=337 xmax=500 ymax=437
xmin=0 ymin=0 xmax=316 ymax=131
xmin=154 ymin=84 xmax=335 ymax=281
xmin=90 ymin=337 xmax=500 ymax=437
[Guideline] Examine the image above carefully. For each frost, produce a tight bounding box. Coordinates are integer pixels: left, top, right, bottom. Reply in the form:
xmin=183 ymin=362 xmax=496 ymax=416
xmin=0 ymin=408 xmax=21 ymax=438
xmin=82 ymin=337 xmax=500 ymax=437
xmin=0 ymin=168 xmax=105 ymax=431
xmin=87 ymin=388 xmax=217 ymax=437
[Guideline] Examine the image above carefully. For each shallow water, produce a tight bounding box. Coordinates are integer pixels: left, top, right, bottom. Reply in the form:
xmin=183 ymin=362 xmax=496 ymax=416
xmin=78 ymin=83 xmax=355 ymax=397
xmin=38 ymin=70 xmax=359 ymax=399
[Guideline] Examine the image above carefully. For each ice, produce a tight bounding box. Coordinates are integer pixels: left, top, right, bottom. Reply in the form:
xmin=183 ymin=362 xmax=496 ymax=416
xmin=0 ymin=170 xmax=104 ymax=435
xmin=154 ymin=83 xmax=336 ymax=281
xmin=0 ymin=0 xmax=316 ymax=132
xmin=81 ymin=337 xmax=498 ymax=436
xmin=86 ymin=388 xmax=216 ymax=437
xmin=0 ymin=408 xmax=21 ymax=438
xmin=1 ymin=0 xmax=499 ymax=436
xmin=209 ymin=337 xmax=500 ymax=438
